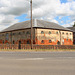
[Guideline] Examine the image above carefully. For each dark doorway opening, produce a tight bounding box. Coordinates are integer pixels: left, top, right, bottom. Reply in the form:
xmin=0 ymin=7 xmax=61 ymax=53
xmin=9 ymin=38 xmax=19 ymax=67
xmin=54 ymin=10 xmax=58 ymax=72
xmin=57 ymin=41 xmax=60 ymax=45
xmin=19 ymin=41 xmax=21 ymax=49
xmin=13 ymin=41 xmax=14 ymax=44
xmin=27 ymin=40 xmax=30 ymax=44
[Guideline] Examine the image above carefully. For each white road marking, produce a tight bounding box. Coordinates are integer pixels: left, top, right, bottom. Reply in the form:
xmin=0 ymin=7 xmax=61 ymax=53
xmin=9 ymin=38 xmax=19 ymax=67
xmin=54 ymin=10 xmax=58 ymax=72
xmin=57 ymin=57 xmax=75 ymax=59
xmin=16 ymin=58 xmax=44 ymax=60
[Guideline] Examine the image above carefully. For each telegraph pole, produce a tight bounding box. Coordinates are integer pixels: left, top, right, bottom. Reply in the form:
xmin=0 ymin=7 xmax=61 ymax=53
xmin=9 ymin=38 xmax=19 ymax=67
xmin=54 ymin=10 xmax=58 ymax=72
xmin=30 ymin=0 xmax=33 ymax=49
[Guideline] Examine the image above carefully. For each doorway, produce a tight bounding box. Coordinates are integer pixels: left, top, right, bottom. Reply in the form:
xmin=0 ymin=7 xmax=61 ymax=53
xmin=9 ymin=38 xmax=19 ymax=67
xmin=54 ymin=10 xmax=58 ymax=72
xmin=19 ymin=41 xmax=21 ymax=49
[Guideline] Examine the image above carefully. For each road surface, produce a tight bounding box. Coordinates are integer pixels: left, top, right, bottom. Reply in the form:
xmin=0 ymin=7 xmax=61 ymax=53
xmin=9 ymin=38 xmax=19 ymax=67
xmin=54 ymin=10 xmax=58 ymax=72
xmin=0 ymin=51 xmax=75 ymax=75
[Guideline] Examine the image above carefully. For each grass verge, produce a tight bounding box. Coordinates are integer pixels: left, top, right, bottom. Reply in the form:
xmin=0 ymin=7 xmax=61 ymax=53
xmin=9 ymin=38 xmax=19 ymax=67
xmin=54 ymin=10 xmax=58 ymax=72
xmin=0 ymin=49 xmax=75 ymax=52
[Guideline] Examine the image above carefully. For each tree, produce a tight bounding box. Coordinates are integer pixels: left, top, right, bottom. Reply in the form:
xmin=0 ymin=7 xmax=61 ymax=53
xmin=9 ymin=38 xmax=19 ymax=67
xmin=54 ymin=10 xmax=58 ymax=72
xmin=73 ymin=24 xmax=75 ymax=27
xmin=73 ymin=22 xmax=75 ymax=27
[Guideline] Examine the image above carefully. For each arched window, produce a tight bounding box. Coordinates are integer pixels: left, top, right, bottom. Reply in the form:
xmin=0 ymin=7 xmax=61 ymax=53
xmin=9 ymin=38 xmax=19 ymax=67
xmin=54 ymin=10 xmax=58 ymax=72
xmin=57 ymin=41 xmax=60 ymax=45
xmin=62 ymin=32 xmax=64 ymax=34
xmin=49 ymin=40 xmax=52 ymax=43
xmin=41 ymin=31 xmax=44 ymax=34
xmin=66 ymin=33 xmax=68 ymax=35
xmin=70 ymin=33 xmax=71 ymax=35
xmin=41 ymin=40 xmax=44 ymax=43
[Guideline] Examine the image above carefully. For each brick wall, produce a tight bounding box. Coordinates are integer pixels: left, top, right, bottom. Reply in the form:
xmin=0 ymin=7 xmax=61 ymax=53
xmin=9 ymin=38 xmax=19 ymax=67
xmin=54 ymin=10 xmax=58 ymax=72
xmin=0 ymin=44 xmax=18 ymax=49
xmin=74 ymin=32 xmax=75 ymax=44
xmin=35 ymin=28 xmax=73 ymax=45
xmin=0 ymin=44 xmax=75 ymax=50
xmin=21 ymin=44 xmax=75 ymax=49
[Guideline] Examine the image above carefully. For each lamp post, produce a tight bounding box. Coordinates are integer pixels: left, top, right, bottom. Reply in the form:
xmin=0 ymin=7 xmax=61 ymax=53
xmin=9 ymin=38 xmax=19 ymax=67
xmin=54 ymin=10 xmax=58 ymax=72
xmin=30 ymin=0 xmax=33 ymax=49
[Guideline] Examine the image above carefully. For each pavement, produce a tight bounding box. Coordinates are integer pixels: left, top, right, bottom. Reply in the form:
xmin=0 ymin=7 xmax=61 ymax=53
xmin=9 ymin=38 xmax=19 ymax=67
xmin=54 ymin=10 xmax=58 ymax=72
xmin=0 ymin=51 xmax=75 ymax=75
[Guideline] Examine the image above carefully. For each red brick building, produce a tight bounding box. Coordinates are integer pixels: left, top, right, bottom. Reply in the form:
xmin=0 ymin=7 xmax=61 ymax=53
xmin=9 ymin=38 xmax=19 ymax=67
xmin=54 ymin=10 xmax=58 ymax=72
xmin=0 ymin=19 xmax=73 ymax=46
xmin=67 ymin=27 xmax=75 ymax=45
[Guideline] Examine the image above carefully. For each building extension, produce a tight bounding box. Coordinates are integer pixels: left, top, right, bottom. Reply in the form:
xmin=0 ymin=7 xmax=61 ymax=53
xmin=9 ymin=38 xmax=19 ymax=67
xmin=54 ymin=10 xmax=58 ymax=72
xmin=67 ymin=27 xmax=75 ymax=45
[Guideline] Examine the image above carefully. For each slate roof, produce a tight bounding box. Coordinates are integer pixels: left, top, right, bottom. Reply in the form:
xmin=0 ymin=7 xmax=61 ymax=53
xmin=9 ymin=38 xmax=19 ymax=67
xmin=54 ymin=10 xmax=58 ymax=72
xmin=0 ymin=19 xmax=72 ymax=32
xmin=67 ymin=27 xmax=75 ymax=32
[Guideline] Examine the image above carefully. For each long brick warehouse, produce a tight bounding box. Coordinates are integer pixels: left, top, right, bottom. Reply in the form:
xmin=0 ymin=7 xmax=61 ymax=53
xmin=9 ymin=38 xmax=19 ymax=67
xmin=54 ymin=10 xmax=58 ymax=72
xmin=0 ymin=19 xmax=74 ymax=49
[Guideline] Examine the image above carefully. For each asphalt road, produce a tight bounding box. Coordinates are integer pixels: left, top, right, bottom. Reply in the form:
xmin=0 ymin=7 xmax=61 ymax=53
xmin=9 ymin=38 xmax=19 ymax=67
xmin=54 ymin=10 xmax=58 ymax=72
xmin=0 ymin=51 xmax=75 ymax=75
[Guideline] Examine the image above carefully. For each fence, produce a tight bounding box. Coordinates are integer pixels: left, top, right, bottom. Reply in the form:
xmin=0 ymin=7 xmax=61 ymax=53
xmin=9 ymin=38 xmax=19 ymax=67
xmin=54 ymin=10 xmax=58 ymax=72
xmin=0 ymin=44 xmax=18 ymax=49
xmin=21 ymin=44 xmax=75 ymax=49
xmin=0 ymin=44 xmax=75 ymax=50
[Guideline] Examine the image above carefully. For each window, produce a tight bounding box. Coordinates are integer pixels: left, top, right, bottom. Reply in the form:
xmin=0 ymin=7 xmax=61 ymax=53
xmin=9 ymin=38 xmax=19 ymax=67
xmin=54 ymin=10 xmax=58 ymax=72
xmin=3 ymin=41 xmax=4 ymax=44
xmin=2 ymin=34 xmax=4 ymax=36
xmin=70 ymin=33 xmax=71 ymax=35
xmin=27 ymin=40 xmax=30 ymax=44
xmin=6 ymin=43 xmax=8 ymax=44
xmin=41 ymin=31 xmax=44 ymax=34
xmin=26 ymin=31 xmax=30 ymax=34
xmin=49 ymin=40 xmax=52 ymax=43
xmin=13 ymin=33 xmax=15 ymax=35
xmin=19 ymin=32 xmax=21 ymax=35
xmin=10 ymin=33 xmax=12 ymax=36
xmin=67 ymin=39 xmax=68 ymax=41
xmin=70 ymin=39 xmax=71 ymax=41
xmin=56 ymin=32 xmax=58 ymax=34
xmin=41 ymin=40 xmax=44 ymax=43
xmin=23 ymin=31 xmax=25 ymax=34
xmin=57 ymin=41 xmax=60 ymax=45
xmin=6 ymin=33 xmax=9 ymax=40
xmin=62 ymin=32 xmax=64 ymax=34
xmin=66 ymin=33 xmax=68 ymax=35
xmin=13 ymin=41 xmax=15 ymax=44
xmin=49 ymin=31 xmax=51 ymax=34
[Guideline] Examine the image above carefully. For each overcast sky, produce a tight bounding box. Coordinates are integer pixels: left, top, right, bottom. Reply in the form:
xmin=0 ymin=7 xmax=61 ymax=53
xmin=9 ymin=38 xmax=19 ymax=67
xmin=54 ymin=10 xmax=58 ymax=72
xmin=0 ymin=0 xmax=75 ymax=31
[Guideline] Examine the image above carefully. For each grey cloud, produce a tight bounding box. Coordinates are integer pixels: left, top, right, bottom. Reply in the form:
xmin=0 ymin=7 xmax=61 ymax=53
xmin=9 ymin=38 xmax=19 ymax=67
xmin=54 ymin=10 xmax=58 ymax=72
xmin=0 ymin=0 xmax=75 ymax=30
